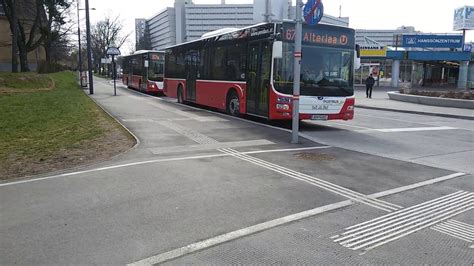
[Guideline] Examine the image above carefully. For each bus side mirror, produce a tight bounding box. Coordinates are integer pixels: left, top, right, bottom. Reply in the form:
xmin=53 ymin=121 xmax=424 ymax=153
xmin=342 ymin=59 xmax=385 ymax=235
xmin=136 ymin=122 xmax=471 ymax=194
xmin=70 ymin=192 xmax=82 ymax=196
xmin=273 ymin=41 xmax=283 ymax=59
xmin=354 ymin=44 xmax=361 ymax=70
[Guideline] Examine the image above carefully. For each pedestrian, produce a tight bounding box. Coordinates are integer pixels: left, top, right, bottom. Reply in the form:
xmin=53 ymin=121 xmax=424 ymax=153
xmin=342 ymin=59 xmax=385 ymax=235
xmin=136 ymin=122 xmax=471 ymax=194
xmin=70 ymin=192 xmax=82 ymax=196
xmin=366 ymin=74 xmax=375 ymax=98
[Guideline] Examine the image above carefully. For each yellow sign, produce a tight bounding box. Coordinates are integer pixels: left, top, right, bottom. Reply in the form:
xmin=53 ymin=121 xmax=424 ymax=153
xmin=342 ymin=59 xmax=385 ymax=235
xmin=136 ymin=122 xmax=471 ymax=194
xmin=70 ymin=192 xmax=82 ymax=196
xmin=360 ymin=46 xmax=387 ymax=57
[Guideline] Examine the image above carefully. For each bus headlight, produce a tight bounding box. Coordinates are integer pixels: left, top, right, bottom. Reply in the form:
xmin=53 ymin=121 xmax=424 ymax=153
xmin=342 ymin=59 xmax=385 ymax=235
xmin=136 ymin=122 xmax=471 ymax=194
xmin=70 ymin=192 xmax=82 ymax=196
xmin=276 ymin=104 xmax=290 ymax=110
xmin=277 ymin=97 xmax=291 ymax=103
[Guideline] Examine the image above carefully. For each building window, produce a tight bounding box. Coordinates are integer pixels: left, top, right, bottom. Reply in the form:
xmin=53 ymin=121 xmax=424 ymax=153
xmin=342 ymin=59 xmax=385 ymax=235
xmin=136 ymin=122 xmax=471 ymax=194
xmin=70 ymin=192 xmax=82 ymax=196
xmin=0 ymin=3 xmax=5 ymax=15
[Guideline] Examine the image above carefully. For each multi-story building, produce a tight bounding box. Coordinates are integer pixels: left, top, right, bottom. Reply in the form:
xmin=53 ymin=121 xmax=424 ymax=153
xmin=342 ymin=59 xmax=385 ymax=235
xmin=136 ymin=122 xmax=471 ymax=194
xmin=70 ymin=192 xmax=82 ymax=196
xmin=136 ymin=0 xmax=349 ymax=51
xmin=0 ymin=1 xmax=46 ymax=72
xmin=355 ymin=26 xmax=419 ymax=47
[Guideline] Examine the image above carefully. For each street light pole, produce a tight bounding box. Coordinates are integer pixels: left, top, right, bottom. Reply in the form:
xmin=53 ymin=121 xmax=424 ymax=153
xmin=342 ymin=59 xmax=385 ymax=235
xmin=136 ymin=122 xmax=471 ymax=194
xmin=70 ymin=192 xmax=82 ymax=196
xmin=77 ymin=0 xmax=83 ymax=87
xmin=291 ymin=0 xmax=303 ymax=144
xmin=11 ymin=0 xmax=18 ymax=72
xmin=85 ymin=0 xmax=94 ymax=94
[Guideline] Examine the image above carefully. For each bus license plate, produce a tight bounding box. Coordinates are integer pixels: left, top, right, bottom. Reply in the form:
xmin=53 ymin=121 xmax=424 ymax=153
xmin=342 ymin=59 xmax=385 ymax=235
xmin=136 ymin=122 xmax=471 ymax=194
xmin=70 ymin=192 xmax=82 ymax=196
xmin=311 ymin=115 xmax=328 ymax=120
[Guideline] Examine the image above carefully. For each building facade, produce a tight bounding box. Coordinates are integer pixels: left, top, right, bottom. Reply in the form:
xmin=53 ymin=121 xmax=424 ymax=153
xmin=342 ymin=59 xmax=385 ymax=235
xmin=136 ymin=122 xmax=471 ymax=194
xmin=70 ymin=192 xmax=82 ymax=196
xmin=136 ymin=0 xmax=349 ymax=51
xmin=0 ymin=2 xmax=46 ymax=72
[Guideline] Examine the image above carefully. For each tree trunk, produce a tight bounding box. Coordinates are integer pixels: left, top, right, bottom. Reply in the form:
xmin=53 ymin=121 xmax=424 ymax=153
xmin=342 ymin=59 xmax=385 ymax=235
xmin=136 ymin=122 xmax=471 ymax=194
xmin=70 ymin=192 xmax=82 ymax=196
xmin=17 ymin=40 xmax=30 ymax=72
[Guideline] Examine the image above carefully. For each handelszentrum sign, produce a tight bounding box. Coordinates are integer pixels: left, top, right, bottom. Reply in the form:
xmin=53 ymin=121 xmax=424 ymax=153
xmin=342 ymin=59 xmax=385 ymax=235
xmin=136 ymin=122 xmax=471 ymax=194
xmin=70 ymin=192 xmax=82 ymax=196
xmin=402 ymin=34 xmax=463 ymax=48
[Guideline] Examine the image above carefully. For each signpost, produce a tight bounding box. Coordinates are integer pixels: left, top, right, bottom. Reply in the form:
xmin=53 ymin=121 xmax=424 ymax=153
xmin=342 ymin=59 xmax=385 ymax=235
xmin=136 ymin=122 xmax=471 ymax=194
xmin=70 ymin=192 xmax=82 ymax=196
xmin=106 ymin=47 xmax=121 ymax=96
xmin=291 ymin=0 xmax=324 ymax=144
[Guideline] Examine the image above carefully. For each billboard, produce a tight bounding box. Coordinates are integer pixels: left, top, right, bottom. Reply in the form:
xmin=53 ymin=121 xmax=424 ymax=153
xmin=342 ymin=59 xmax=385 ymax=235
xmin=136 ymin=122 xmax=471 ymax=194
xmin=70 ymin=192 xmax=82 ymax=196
xmin=360 ymin=46 xmax=387 ymax=57
xmin=453 ymin=6 xmax=474 ymax=31
xmin=402 ymin=35 xmax=463 ymax=48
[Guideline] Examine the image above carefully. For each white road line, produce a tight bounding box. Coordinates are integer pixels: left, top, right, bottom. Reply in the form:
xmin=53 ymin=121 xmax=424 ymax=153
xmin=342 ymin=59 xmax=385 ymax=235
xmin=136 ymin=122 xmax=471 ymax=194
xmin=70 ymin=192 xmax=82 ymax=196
xmin=150 ymin=140 xmax=275 ymax=155
xmin=361 ymin=206 xmax=473 ymax=251
xmin=127 ymin=173 xmax=468 ymax=265
xmin=335 ymin=191 xmax=470 ymax=241
xmin=437 ymin=220 xmax=474 ymax=234
xmin=374 ymin=126 xmax=457 ymax=133
xmin=432 ymin=224 xmax=474 ymax=240
xmin=0 ymin=146 xmax=331 ymax=187
xmin=342 ymin=191 xmax=466 ymax=231
xmin=220 ymin=147 xmax=400 ymax=212
xmin=431 ymin=227 xmax=474 ymax=242
xmin=367 ymin=173 xmax=467 ymax=199
xmin=445 ymin=220 xmax=474 ymax=231
xmin=158 ymin=119 xmax=400 ymax=211
xmin=339 ymin=196 xmax=474 ymax=247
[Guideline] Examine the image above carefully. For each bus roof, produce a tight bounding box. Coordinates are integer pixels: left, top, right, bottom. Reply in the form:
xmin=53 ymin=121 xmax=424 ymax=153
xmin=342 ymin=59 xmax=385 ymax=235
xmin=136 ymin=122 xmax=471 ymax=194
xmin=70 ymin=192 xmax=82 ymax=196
xmin=164 ymin=22 xmax=270 ymax=50
xmin=133 ymin=50 xmax=164 ymax=55
xmin=164 ymin=21 xmax=354 ymax=50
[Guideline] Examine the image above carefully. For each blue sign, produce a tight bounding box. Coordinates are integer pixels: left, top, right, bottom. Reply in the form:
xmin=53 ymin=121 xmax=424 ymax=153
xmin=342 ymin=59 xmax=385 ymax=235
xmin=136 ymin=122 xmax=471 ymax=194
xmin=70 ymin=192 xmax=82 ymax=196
xmin=463 ymin=44 xmax=472 ymax=52
xmin=303 ymin=0 xmax=324 ymax=26
xmin=402 ymin=35 xmax=463 ymax=48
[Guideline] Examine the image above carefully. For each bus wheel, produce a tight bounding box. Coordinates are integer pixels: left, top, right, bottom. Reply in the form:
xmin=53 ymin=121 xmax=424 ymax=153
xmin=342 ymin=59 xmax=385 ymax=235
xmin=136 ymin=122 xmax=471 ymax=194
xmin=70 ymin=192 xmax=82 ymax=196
xmin=226 ymin=90 xmax=240 ymax=116
xmin=177 ymin=86 xmax=184 ymax=103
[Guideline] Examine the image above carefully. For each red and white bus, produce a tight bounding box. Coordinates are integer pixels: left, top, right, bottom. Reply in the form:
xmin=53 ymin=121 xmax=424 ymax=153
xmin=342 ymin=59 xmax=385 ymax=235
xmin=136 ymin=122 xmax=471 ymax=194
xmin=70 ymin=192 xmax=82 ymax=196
xmin=121 ymin=50 xmax=165 ymax=94
xmin=164 ymin=22 xmax=357 ymax=120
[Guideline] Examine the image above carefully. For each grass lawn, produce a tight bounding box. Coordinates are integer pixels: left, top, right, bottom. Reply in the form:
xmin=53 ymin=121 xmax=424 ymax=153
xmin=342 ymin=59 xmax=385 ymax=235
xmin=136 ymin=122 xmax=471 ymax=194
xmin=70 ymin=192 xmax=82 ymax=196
xmin=0 ymin=71 xmax=135 ymax=180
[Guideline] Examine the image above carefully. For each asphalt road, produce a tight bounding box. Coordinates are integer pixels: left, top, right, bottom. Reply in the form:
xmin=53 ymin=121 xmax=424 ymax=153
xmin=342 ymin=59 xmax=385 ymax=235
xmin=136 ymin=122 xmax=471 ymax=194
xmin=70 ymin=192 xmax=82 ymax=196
xmin=1 ymin=79 xmax=472 ymax=265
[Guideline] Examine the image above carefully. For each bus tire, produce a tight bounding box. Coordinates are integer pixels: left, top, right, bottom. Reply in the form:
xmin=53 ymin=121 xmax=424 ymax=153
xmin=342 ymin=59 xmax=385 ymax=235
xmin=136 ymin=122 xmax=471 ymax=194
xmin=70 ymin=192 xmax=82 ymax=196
xmin=177 ymin=86 xmax=184 ymax=104
xmin=226 ymin=90 xmax=240 ymax=116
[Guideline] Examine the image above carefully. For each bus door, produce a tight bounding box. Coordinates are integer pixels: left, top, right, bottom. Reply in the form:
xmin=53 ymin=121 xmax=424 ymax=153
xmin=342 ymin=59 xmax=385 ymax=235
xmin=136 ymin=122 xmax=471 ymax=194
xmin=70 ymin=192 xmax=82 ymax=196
xmin=185 ymin=50 xmax=198 ymax=101
xmin=246 ymin=41 xmax=271 ymax=117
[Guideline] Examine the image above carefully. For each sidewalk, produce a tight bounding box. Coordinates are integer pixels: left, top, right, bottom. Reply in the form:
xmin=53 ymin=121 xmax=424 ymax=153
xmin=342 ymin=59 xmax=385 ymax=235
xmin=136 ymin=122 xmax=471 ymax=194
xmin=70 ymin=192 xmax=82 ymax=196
xmin=354 ymin=86 xmax=474 ymax=120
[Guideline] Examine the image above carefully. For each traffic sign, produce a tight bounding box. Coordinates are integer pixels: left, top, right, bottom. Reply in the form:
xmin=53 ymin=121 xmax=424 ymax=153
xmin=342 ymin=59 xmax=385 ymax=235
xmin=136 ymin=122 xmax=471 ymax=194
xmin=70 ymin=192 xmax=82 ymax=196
xmin=303 ymin=0 xmax=324 ymax=26
xmin=106 ymin=47 xmax=121 ymax=56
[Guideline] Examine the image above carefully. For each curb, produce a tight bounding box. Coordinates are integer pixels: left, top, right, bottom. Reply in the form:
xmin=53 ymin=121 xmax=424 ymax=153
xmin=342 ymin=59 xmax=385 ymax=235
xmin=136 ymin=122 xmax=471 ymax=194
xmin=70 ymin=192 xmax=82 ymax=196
xmin=356 ymin=105 xmax=474 ymax=121
xmin=387 ymin=91 xmax=474 ymax=110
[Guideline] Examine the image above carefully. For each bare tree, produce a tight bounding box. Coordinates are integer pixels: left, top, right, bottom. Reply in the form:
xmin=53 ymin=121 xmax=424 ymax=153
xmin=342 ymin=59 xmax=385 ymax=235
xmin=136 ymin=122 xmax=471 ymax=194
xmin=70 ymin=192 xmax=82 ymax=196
xmin=90 ymin=15 xmax=131 ymax=73
xmin=38 ymin=0 xmax=73 ymax=68
xmin=1 ymin=0 xmax=44 ymax=72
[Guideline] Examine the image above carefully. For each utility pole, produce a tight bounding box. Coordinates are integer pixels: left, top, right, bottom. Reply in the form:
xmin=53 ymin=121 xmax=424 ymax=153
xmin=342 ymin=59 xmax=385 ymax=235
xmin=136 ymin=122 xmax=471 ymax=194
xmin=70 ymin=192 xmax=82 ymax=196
xmin=263 ymin=0 xmax=271 ymax=22
xmin=77 ymin=0 xmax=84 ymax=86
xmin=11 ymin=0 xmax=18 ymax=72
xmin=291 ymin=0 xmax=302 ymax=144
xmin=85 ymin=0 xmax=93 ymax=94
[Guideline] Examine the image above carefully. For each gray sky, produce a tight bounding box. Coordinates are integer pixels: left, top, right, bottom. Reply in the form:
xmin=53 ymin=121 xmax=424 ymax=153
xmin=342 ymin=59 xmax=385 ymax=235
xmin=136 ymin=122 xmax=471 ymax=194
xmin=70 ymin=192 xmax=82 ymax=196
xmin=85 ymin=0 xmax=474 ymax=52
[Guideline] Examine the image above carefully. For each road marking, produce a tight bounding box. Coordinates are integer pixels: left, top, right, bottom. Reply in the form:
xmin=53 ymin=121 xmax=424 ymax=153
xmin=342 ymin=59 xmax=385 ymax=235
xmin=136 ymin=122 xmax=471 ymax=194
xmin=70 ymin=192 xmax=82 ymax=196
xmin=432 ymin=220 xmax=474 ymax=242
xmin=220 ymin=147 xmax=401 ymax=212
xmin=157 ymin=119 xmax=401 ymax=212
xmin=373 ymin=126 xmax=457 ymax=133
xmin=332 ymin=191 xmax=473 ymax=251
xmin=0 ymin=146 xmax=331 ymax=187
xmin=150 ymin=139 xmax=275 ymax=155
xmin=127 ymin=172 xmax=468 ymax=265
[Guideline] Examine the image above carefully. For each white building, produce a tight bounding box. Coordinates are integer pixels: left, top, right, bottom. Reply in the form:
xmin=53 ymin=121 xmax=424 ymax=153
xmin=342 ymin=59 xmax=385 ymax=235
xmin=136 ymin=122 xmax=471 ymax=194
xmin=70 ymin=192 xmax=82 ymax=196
xmin=355 ymin=26 xmax=419 ymax=47
xmin=136 ymin=0 xmax=350 ymax=51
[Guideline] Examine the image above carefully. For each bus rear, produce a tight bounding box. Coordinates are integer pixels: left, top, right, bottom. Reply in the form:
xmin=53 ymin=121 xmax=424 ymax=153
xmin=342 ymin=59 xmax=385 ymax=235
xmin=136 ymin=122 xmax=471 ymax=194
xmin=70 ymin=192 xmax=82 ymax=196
xmin=122 ymin=51 xmax=165 ymax=94
xmin=270 ymin=22 xmax=355 ymax=121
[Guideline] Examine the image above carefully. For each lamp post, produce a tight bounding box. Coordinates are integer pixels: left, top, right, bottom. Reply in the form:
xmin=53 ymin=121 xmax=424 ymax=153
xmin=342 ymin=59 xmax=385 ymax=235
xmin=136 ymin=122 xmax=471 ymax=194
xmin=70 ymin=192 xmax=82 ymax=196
xmin=85 ymin=0 xmax=93 ymax=94
xmin=77 ymin=3 xmax=95 ymax=88
xmin=291 ymin=0 xmax=303 ymax=144
xmin=77 ymin=0 xmax=83 ymax=86
xmin=11 ymin=0 xmax=18 ymax=72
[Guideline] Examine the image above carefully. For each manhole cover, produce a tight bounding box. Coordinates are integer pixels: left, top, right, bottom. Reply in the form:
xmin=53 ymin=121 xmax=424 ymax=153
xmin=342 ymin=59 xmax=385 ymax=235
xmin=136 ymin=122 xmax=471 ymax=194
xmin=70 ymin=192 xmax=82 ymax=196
xmin=294 ymin=152 xmax=335 ymax=161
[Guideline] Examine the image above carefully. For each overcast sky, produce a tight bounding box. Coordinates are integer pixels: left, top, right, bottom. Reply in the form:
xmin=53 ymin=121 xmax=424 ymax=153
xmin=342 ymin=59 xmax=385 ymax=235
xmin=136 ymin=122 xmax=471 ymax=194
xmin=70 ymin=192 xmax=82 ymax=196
xmin=84 ymin=0 xmax=473 ymax=52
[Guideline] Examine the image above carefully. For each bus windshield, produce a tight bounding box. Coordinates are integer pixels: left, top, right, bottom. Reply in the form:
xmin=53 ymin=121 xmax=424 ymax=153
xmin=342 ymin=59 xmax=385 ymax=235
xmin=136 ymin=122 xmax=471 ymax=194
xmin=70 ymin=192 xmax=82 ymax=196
xmin=273 ymin=42 xmax=354 ymax=97
xmin=148 ymin=53 xmax=164 ymax=82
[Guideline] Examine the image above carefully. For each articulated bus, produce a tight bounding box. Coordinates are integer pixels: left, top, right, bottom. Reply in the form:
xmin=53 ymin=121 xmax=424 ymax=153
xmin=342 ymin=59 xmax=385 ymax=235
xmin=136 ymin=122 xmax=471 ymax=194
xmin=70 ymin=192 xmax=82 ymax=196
xmin=121 ymin=50 xmax=165 ymax=94
xmin=164 ymin=22 xmax=357 ymax=120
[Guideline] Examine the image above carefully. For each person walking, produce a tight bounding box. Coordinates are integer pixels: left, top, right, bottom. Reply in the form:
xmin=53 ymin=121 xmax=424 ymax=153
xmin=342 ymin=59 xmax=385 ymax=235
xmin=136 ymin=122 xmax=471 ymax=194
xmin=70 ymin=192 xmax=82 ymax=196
xmin=365 ymin=74 xmax=375 ymax=98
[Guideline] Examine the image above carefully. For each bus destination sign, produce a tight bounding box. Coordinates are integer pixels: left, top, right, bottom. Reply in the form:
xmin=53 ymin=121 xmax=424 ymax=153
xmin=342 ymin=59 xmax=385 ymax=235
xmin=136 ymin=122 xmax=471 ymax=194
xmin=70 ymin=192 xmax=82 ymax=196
xmin=282 ymin=23 xmax=354 ymax=49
